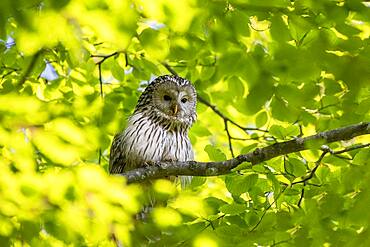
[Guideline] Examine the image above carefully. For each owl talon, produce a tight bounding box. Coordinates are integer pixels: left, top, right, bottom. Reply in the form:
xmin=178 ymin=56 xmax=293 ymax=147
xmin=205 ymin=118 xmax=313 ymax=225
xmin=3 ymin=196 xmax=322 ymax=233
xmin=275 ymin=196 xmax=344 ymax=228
xmin=143 ymin=161 xmax=154 ymax=168
xmin=143 ymin=161 xmax=162 ymax=168
xmin=155 ymin=161 xmax=162 ymax=167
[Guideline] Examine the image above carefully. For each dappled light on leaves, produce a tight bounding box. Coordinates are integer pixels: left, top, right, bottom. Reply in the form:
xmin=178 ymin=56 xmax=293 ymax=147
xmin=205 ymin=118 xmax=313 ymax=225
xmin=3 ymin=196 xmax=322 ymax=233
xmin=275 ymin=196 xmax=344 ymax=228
xmin=171 ymin=194 xmax=210 ymax=218
xmin=194 ymin=234 xmax=218 ymax=247
xmin=153 ymin=207 xmax=182 ymax=228
xmin=153 ymin=179 xmax=177 ymax=196
xmin=0 ymin=0 xmax=370 ymax=245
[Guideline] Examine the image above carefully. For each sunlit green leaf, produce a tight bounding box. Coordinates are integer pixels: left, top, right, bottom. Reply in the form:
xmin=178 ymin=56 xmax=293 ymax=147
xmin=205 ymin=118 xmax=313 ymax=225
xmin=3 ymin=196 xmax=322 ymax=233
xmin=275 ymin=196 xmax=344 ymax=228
xmin=287 ymin=158 xmax=307 ymax=177
xmin=353 ymin=149 xmax=370 ymax=165
xmin=255 ymin=111 xmax=268 ymax=128
xmin=219 ymin=203 xmax=247 ymax=215
xmin=225 ymin=174 xmax=258 ymax=196
xmin=111 ymin=60 xmax=125 ymax=82
xmin=269 ymin=125 xmax=286 ymax=139
xmin=153 ymin=207 xmax=182 ymax=228
xmin=204 ymin=145 xmax=226 ymax=162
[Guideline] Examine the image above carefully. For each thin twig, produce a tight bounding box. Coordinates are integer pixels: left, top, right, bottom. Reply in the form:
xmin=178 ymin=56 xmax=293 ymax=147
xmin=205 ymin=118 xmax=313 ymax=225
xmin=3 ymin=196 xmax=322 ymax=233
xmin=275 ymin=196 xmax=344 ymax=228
xmin=91 ymin=51 xmax=124 ymax=165
xmin=294 ymin=149 xmax=331 ymax=207
xmin=91 ymin=51 xmax=124 ymax=98
xmin=291 ymin=143 xmax=370 ymax=185
xmin=315 ymin=103 xmax=338 ymax=113
xmin=291 ymin=150 xmax=329 ymax=185
xmin=98 ymin=63 xmax=103 ymax=98
xmin=98 ymin=148 xmax=102 ymax=165
xmin=91 ymin=52 xmax=120 ymax=61
xmin=124 ymin=53 xmax=129 ymax=67
xmin=298 ymin=186 xmax=305 ymax=208
xmin=1 ymin=69 xmax=20 ymax=80
xmin=162 ymin=62 xmax=178 ymax=76
xmin=224 ymin=120 xmax=235 ymax=158
xmin=333 ymin=143 xmax=370 ymax=155
xmin=250 ymin=186 xmax=287 ymax=232
xmin=197 ymin=96 xmax=268 ymax=133
xmin=271 ymin=238 xmax=293 ymax=246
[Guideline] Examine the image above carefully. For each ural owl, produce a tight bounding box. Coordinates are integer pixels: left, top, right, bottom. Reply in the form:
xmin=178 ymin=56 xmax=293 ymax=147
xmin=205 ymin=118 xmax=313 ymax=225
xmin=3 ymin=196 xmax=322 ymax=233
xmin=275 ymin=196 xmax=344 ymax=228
xmin=109 ymin=75 xmax=197 ymax=184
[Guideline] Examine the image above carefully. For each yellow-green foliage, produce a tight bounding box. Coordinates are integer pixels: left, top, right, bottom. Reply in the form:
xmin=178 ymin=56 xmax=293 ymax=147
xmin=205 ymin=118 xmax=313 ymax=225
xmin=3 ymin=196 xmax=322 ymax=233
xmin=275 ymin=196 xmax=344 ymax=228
xmin=0 ymin=0 xmax=370 ymax=246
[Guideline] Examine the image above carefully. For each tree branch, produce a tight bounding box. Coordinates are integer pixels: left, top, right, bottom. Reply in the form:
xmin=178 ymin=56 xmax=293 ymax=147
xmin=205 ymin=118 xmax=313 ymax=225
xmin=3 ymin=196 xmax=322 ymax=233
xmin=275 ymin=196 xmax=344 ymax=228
xmin=120 ymin=122 xmax=370 ymax=183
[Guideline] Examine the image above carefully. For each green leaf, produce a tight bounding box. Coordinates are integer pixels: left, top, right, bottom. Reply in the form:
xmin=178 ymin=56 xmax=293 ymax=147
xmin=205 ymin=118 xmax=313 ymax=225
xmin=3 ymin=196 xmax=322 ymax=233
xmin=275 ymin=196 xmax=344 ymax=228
xmin=356 ymin=98 xmax=370 ymax=115
xmin=225 ymin=174 xmax=258 ymax=196
xmin=218 ymin=50 xmax=259 ymax=84
xmin=20 ymin=220 xmax=41 ymax=243
xmin=204 ymin=197 xmax=228 ymax=212
xmin=227 ymin=76 xmax=245 ymax=99
xmin=111 ymin=60 xmax=125 ymax=82
xmin=323 ymin=78 xmax=343 ymax=95
xmin=189 ymin=177 xmax=206 ymax=188
xmin=287 ymin=158 xmax=307 ymax=177
xmin=244 ymin=211 xmax=259 ymax=226
xmin=204 ymin=145 xmax=226 ymax=161
xmin=270 ymin=96 xmax=300 ymax=122
xmin=285 ymin=125 xmax=300 ymax=137
xmin=219 ymin=203 xmax=247 ymax=215
xmin=240 ymin=143 xmax=258 ymax=154
xmin=255 ymin=111 xmax=268 ymax=128
xmin=353 ymin=149 xmax=370 ymax=165
xmin=244 ymin=80 xmax=274 ymax=114
xmin=304 ymin=139 xmax=326 ymax=149
xmin=288 ymin=15 xmax=314 ymax=43
xmin=270 ymin=15 xmax=291 ymax=42
xmin=269 ymin=124 xmax=286 ymax=139
xmin=191 ymin=124 xmax=212 ymax=137
xmin=215 ymin=224 xmax=243 ymax=238
xmin=226 ymin=9 xmax=250 ymax=37
xmin=138 ymin=28 xmax=169 ymax=59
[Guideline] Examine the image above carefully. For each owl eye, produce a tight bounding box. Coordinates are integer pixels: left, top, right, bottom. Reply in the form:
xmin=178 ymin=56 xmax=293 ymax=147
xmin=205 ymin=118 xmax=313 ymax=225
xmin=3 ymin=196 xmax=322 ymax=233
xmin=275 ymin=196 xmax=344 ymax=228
xmin=163 ymin=95 xmax=171 ymax=101
xmin=181 ymin=98 xmax=188 ymax=103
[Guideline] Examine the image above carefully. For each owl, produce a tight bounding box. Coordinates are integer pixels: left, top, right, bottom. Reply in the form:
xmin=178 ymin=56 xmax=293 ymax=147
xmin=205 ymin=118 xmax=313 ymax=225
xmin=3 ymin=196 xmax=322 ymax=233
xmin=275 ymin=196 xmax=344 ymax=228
xmin=109 ymin=75 xmax=197 ymax=185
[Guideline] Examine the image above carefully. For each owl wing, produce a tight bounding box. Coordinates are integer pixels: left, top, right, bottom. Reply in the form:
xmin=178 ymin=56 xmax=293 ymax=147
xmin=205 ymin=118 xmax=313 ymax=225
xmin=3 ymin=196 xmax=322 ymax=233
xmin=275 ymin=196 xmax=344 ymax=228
xmin=109 ymin=133 xmax=127 ymax=174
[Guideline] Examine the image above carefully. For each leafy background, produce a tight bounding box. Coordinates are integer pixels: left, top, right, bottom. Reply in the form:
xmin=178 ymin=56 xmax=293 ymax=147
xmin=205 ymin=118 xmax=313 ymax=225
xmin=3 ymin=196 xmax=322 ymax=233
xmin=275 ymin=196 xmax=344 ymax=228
xmin=1 ymin=0 xmax=370 ymax=246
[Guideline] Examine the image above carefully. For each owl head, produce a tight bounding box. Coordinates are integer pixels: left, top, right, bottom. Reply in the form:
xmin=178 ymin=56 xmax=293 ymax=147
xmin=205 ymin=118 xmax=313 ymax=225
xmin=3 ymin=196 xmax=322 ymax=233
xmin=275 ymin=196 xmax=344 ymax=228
xmin=136 ymin=75 xmax=197 ymax=128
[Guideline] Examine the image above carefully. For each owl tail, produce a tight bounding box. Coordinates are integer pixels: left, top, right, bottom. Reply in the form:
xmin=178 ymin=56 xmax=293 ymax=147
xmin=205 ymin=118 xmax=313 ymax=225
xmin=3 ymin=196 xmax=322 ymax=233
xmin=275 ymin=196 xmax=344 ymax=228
xmin=179 ymin=176 xmax=192 ymax=188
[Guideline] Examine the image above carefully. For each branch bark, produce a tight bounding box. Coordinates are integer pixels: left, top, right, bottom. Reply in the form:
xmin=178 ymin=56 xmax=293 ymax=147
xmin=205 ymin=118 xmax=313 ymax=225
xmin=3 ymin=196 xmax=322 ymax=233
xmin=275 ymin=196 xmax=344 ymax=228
xmin=120 ymin=122 xmax=370 ymax=183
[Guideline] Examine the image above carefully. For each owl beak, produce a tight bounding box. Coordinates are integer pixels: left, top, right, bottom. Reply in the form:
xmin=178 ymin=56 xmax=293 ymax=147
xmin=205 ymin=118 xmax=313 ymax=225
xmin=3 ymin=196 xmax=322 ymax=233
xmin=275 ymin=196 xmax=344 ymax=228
xmin=172 ymin=104 xmax=178 ymax=115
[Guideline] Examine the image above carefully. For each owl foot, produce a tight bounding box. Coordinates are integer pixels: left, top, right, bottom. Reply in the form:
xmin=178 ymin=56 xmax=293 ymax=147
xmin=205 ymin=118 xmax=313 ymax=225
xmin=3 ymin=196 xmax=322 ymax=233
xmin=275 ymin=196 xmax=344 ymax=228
xmin=162 ymin=158 xmax=177 ymax=163
xmin=143 ymin=159 xmax=175 ymax=169
xmin=143 ymin=160 xmax=163 ymax=168
xmin=143 ymin=161 xmax=155 ymax=168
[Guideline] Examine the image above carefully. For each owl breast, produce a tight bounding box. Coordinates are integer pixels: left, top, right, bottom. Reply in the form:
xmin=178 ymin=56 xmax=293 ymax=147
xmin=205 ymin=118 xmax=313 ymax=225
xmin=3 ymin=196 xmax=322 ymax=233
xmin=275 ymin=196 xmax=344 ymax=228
xmin=111 ymin=111 xmax=193 ymax=172
xmin=162 ymin=128 xmax=194 ymax=162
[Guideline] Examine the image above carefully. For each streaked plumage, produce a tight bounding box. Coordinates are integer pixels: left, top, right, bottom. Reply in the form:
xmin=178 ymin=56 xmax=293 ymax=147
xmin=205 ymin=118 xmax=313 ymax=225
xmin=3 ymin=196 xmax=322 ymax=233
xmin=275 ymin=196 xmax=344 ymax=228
xmin=109 ymin=75 xmax=197 ymax=184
